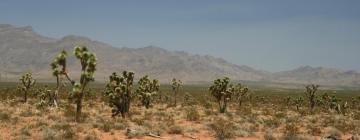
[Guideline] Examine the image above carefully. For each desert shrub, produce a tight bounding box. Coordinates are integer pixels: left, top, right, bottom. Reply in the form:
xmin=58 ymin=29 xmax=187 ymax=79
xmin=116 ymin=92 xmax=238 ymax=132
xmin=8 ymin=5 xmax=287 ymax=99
xmin=263 ymin=131 xmax=276 ymax=140
xmin=209 ymin=117 xmax=236 ymax=140
xmin=186 ymin=107 xmax=200 ymax=121
xmin=307 ymin=125 xmax=322 ymax=136
xmin=284 ymin=123 xmax=299 ymax=136
xmin=63 ymin=129 xmax=76 ymax=139
xmin=168 ymin=125 xmax=183 ymax=134
xmin=0 ymin=112 xmax=10 ymax=121
xmin=41 ymin=127 xmax=60 ymax=140
xmin=83 ymin=132 xmax=99 ymax=140
xmin=19 ymin=107 xmax=34 ymax=117
xmin=322 ymin=127 xmax=343 ymax=140
xmin=264 ymin=118 xmax=281 ymax=129
xmin=126 ymin=125 xmax=150 ymax=138
xmin=113 ymin=122 xmax=127 ymax=130
xmin=280 ymin=134 xmax=312 ymax=140
xmin=101 ymin=121 xmax=112 ymax=132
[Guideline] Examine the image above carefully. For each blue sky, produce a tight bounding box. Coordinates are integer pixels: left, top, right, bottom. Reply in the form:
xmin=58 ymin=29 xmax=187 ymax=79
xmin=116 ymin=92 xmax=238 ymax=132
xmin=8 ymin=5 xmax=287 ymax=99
xmin=1 ymin=0 xmax=360 ymax=72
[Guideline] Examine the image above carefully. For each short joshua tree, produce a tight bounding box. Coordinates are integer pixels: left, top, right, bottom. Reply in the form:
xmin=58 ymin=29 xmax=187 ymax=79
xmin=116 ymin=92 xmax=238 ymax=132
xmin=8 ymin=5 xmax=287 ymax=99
xmin=171 ymin=78 xmax=182 ymax=106
xmin=35 ymin=85 xmax=52 ymax=108
xmin=304 ymin=84 xmax=319 ymax=111
xmin=294 ymin=97 xmax=304 ymax=111
xmin=209 ymin=77 xmax=233 ymax=113
xmin=136 ymin=75 xmax=160 ymax=109
xmin=51 ymin=45 xmax=97 ymax=122
xmin=232 ymin=83 xmax=249 ymax=107
xmin=104 ymin=71 xmax=135 ymax=118
xmin=19 ymin=72 xmax=36 ymax=102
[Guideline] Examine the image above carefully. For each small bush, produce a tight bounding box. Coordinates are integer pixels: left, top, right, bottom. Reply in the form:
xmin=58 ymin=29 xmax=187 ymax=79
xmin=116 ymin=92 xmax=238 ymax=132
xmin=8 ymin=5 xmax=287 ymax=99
xmin=209 ymin=117 xmax=236 ymax=140
xmin=0 ymin=112 xmax=10 ymax=121
xmin=186 ymin=107 xmax=200 ymax=121
xmin=322 ymin=127 xmax=343 ymax=140
xmin=168 ymin=125 xmax=183 ymax=134
xmin=263 ymin=131 xmax=276 ymax=140
xmin=126 ymin=125 xmax=149 ymax=138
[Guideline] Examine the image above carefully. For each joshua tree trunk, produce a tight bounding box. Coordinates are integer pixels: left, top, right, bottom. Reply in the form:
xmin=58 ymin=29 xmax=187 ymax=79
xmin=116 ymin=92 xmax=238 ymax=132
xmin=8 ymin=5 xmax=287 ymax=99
xmin=24 ymin=90 xmax=28 ymax=102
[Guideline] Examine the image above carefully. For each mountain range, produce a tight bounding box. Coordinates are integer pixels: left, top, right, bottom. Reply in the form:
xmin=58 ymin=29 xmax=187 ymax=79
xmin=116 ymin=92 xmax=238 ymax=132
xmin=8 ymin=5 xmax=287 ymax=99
xmin=1 ymin=24 xmax=359 ymax=87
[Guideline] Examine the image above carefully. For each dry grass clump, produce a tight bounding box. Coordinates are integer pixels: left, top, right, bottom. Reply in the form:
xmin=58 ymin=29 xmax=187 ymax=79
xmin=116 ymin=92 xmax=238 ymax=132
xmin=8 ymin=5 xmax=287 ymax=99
xmin=168 ymin=125 xmax=184 ymax=134
xmin=322 ymin=127 xmax=343 ymax=140
xmin=126 ymin=125 xmax=150 ymax=138
xmin=209 ymin=116 xmax=236 ymax=140
xmin=186 ymin=106 xmax=200 ymax=121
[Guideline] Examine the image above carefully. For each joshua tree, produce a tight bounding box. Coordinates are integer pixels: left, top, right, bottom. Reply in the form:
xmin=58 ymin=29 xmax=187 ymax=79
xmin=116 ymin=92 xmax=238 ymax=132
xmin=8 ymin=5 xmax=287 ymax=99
xmin=232 ymin=83 xmax=249 ymax=107
xmin=294 ymin=97 xmax=304 ymax=111
xmin=136 ymin=75 xmax=160 ymax=109
xmin=49 ymin=50 xmax=68 ymax=107
xmin=209 ymin=77 xmax=234 ymax=113
xmin=304 ymin=84 xmax=319 ymax=111
xmin=171 ymin=78 xmax=182 ymax=106
xmin=51 ymin=45 xmax=97 ymax=122
xmin=104 ymin=71 xmax=135 ymax=118
xmin=19 ymin=72 xmax=36 ymax=102
xmin=35 ymin=85 xmax=52 ymax=108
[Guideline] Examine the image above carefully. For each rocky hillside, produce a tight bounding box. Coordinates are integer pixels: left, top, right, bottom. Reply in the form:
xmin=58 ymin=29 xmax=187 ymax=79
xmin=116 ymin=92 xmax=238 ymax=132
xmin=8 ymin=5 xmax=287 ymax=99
xmin=0 ymin=24 xmax=266 ymax=83
xmin=1 ymin=24 xmax=359 ymax=87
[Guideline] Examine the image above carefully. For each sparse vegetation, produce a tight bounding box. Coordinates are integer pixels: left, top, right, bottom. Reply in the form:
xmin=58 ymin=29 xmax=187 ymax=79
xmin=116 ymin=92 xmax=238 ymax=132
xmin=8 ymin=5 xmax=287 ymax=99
xmin=0 ymin=49 xmax=358 ymax=140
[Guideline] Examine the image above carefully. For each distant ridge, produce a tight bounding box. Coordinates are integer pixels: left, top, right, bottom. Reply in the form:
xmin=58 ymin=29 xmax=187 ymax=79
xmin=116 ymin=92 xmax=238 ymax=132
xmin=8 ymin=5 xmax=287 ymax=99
xmin=0 ymin=24 xmax=359 ymax=87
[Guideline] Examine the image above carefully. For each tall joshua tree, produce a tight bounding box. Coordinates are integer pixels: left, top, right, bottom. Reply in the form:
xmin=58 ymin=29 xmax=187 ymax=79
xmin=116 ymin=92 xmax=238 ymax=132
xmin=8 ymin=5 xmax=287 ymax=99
xmin=51 ymin=45 xmax=97 ymax=122
xmin=171 ymin=78 xmax=182 ymax=106
xmin=104 ymin=71 xmax=135 ymax=118
xmin=304 ymin=84 xmax=319 ymax=111
xmin=136 ymin=75 xmax=160 ymax=109
xmin=50 ymin=50 xmax=68 ymax=107
xmin=209 ymin=77 xmax=233 ymax=113
xmin=19 ymin=72 xmax=36 ymax=102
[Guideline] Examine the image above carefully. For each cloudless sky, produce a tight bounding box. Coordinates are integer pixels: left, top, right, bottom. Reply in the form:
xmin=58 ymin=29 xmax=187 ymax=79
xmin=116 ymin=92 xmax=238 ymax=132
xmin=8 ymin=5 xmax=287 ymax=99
xmin=1 ymin=0 xmax=360 ymax=72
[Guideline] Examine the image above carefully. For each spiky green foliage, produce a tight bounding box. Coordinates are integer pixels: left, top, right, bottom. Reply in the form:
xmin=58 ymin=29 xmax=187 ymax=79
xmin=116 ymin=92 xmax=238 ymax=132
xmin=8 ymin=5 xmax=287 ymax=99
xmin=50 ymin=50 xmax=69 ymax=108
xmin=209 ymin=77 xmax=233 ymax=113
xmin=51 ymin=45 xmax=97 ymax=122
xmin=294 ymin=97 xmax=304 ymax=111
xmin=304 ymin=84 xmax=319 ymax=111
xmin=19 ymin=72 xmax=36 ymax=102
xmin=231 ymin=83 xmax=249 ymax=107
xmin=136 ymin=75 xmax=160 ymax=109
xmin=104 ymin=71 xmax=135 ymax=118
xmin=35 ymin=85 xmax=52 ymax=108
xmin=171 ymin=78 xmax=182 ymax=106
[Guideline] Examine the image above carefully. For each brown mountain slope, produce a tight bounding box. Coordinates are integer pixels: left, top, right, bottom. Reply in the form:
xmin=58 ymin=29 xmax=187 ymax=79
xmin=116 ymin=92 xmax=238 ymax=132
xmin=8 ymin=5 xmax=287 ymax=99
xmin=0 ymin=24 xmax=266 ymax=83
xmin=1 ymin=24 xmax=359 ymax=87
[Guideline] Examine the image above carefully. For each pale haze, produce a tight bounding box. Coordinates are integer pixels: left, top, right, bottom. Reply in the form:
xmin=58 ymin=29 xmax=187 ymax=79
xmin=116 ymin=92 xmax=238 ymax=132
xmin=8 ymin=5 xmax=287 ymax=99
xmin=1 ymin=0 xmax=359 ymax=72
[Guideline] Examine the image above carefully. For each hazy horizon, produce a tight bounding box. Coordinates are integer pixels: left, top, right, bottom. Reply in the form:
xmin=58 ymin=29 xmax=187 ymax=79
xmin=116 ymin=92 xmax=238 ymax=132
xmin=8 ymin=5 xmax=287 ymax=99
xmin=1 ymin=0 xmax=360 ymax=72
